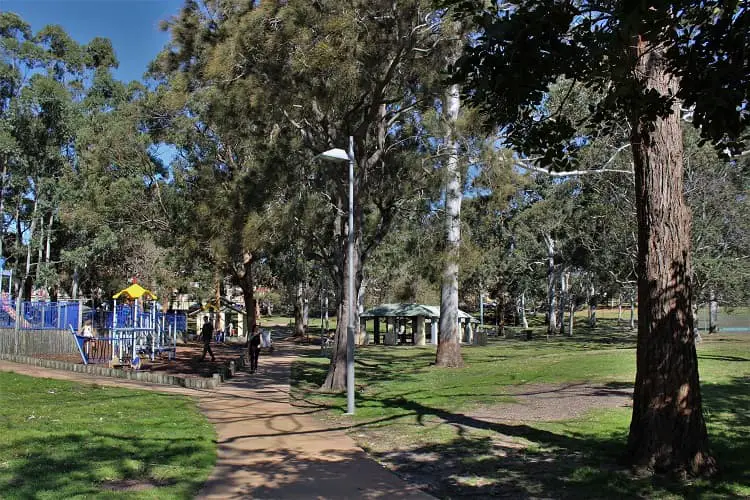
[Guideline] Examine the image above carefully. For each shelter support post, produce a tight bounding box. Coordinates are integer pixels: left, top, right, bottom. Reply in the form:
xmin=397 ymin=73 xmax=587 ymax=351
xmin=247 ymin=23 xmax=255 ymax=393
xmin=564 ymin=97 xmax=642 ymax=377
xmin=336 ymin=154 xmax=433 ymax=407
xmin=374 ymin=317 xmax=380 ymax=344
xmin=415 ymin=315 xmax=426 ymax=346
xmin=431 ymin=319 xmax=438 ymax=345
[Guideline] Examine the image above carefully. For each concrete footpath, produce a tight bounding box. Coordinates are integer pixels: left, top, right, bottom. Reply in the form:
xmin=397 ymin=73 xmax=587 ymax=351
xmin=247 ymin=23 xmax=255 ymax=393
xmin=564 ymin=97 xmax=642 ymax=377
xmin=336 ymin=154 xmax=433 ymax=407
xmin=0 ymin=342 xmax=433 ymax=500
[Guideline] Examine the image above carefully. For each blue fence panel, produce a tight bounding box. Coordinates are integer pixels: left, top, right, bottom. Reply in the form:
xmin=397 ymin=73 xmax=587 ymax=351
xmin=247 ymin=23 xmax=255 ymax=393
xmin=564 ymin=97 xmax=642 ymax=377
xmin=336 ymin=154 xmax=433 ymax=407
xmin=0 ymin=299 xmax=187 ymax=333
xmin=159 ymin=312 xmax=187 ymax=333
xmin=14 ymin=301 xmax=81 ymax=330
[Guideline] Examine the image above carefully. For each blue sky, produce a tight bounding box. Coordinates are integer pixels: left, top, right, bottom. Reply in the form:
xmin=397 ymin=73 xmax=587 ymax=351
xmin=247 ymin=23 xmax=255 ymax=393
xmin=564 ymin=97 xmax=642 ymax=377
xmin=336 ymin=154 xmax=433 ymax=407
xmin=3 ymin=0 xmax=184 ymax=83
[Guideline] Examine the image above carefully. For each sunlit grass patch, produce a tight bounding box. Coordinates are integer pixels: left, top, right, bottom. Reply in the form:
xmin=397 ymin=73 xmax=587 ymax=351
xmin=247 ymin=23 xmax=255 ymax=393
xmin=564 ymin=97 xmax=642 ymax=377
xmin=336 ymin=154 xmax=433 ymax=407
xmin=0 ymin=372 xmax=215 ymax=499
xmin=291 ymin=331 xmax=750 ymax=498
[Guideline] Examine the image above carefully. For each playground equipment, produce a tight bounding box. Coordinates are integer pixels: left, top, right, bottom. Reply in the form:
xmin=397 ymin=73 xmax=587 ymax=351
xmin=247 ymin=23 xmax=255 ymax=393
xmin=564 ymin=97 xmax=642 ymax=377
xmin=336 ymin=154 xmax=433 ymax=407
xmin=70 ymin=283 xmax=177 ymax=368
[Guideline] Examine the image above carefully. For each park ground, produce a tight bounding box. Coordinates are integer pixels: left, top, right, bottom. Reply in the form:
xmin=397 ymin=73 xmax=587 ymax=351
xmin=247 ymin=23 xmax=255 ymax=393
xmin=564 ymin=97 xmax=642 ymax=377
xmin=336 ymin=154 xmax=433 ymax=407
xmin=289 ymin=310 xmax=750 ymax=499
xmin=1 ymin=309 xmax=748 ymax=498
xmin=0 ymin=372 xmax=216 ymax=499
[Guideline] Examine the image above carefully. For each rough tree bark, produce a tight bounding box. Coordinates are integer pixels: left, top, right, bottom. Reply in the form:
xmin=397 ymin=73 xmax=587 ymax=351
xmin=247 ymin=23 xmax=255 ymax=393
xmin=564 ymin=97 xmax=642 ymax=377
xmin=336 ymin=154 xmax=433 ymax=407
xmin=321 ymin=172 xmax=364 ymax=391
xmin=626 ymin=38 xmax=715 ymax=475
xmin=436 ymin=81 xmax=464 ymax=368
xmin=236 ymin=252 xmax=256 ymax=347
xmin=321 ymin=233 xmax=361 ymax=391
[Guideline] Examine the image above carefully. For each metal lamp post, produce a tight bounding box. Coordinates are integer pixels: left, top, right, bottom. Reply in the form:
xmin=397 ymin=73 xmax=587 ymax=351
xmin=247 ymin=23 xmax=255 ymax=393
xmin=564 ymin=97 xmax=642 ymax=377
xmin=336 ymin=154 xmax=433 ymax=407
xmin=318 ymin=136 xmax=356 ymax=415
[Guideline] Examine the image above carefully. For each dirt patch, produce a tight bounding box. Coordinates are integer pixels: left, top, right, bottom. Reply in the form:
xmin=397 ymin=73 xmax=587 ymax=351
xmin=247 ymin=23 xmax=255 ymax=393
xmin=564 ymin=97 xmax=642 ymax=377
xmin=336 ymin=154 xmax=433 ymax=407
xmin=35 ymin=341 xmax=250 ymax=379
xmin=470 ymin=382 xmax=633 ymax=423
xmin=355 ymin=383 xmax=634 ymax=498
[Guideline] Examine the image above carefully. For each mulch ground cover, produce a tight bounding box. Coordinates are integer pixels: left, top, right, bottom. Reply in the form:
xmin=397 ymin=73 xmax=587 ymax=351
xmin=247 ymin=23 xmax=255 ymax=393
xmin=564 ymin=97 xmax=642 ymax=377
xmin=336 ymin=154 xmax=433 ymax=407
xmin=35 ymin=341 xmax=249 ymax=378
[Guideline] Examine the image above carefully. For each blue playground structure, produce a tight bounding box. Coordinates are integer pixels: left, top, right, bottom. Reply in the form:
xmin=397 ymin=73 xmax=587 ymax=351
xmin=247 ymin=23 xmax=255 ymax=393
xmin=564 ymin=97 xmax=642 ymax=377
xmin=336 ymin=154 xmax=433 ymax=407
xmin=70 ymin=283 xmax=181 ymax=368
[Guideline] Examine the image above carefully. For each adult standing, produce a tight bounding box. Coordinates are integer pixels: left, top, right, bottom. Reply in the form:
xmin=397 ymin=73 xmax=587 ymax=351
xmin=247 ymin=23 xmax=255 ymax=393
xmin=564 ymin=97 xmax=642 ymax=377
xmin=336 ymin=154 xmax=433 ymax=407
xmin=200 ymin=316 xmax=215 ymax=362
xmin=249 ymin=325 xmax=261 ymax=373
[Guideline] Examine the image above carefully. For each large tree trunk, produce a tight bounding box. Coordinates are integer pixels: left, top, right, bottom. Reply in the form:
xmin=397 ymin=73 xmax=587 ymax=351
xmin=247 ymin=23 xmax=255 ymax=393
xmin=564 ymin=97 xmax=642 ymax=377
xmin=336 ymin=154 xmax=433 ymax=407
xmin=626 ymin=38 xmax=714 ymax=475
xmin=544 ymin=233 xmax=556 ymax=337
xmin=436 ymin=82 xmax=464 ymax=368
xmin=321 ymin=237 xmax=362 ymax=391
xmin=321 ymin=173 xmax=364 ymax=391
xmin=237 ymin=252 xmax=256 ymax=344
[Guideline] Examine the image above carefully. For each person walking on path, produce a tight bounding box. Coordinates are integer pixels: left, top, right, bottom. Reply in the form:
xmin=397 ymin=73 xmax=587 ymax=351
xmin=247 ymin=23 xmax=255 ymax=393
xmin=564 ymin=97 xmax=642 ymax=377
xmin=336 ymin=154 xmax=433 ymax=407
xmin=248 ymin=325 xmax=261 ymax=373
xmin=200 ymin=317 xmax=216 ymax=362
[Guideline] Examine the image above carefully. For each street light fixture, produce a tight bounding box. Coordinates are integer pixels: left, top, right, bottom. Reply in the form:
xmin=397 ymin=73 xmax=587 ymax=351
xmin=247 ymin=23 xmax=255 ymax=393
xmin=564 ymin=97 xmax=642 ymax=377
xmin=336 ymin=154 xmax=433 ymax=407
xmin=317 ymin=136 xmax=356 ymax=415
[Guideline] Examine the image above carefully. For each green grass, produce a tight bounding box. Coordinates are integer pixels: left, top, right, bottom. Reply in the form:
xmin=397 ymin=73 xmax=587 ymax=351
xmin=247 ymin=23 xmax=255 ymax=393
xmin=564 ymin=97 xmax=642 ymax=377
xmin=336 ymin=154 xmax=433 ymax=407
xmin=290 ymin=330 xmax=750 ymax=498
xmin=0 ymin=373 xmax=216 ymax=499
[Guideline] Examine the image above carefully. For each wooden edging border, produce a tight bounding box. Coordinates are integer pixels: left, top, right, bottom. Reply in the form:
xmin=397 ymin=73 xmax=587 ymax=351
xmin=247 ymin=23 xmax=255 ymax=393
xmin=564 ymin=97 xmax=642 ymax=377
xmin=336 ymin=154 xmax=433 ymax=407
xmin=0 ymin=352 xmax=248 ymax=390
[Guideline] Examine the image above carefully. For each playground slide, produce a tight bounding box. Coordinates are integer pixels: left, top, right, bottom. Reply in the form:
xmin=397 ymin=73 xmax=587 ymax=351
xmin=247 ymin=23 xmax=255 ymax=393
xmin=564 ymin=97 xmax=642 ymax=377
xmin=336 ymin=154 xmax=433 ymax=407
xmin=1 ymin=300 xmax=31 ymax=328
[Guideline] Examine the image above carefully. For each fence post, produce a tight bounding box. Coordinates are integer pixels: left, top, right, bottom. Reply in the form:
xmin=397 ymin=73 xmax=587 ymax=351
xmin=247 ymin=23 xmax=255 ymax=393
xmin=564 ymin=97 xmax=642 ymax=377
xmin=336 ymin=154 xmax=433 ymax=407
xmin=78 ymin=298 xmax=83 ymax=332
xmin=14 ymin=295 xmax=21 ymax=355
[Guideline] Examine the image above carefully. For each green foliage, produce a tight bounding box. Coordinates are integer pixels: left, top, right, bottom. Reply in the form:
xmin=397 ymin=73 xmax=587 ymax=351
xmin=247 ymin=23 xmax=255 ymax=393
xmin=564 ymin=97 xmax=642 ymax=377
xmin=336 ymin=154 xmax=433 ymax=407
xmin=451 ymin=1 xmax=749 ymax=161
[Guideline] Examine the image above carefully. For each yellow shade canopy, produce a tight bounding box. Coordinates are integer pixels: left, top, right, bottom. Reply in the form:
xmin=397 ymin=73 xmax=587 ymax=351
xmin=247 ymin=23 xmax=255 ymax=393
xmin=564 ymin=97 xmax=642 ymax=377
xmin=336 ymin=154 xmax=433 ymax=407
xmin=112 ymin=283 xmax=157 ymax=300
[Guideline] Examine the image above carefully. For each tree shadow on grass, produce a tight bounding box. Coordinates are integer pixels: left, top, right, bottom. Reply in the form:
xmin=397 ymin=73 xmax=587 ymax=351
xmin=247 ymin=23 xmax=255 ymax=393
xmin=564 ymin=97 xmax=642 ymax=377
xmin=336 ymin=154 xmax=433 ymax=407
xmin=365 ymin=375 xmax=750 ymax=499
xmin=1 ymin=431 xmax=213 ymax=498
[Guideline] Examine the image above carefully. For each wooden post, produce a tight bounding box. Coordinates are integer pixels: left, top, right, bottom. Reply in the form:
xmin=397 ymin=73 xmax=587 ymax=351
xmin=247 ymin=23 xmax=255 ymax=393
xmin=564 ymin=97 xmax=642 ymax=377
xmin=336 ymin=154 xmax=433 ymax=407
xmin=14 ymin=295 xmax=21 ymax=354
xmin=374 ymin=317 xmax=380 ymax=344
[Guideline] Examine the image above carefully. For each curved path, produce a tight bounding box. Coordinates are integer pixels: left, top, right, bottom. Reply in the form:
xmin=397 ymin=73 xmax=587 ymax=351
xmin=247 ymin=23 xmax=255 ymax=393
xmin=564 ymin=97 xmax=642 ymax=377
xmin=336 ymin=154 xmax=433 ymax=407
xmin=0 ymin=342 xmax=432 ymax=499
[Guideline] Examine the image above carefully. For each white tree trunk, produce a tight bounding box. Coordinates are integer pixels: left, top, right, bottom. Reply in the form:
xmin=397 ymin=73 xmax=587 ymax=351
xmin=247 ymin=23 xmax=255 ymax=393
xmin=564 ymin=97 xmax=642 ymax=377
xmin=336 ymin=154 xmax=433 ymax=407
xmin=520 ymin=292 xmax=529 ymax=329
xmin=708 ymin=289 xmax=718 ymax=333
xmin=568 ymin=284 xmax=575 ymax=337
xmin=436 ymin=82 xmax=464 ymax=367
xmin=72 ymin=268 xmax=79 ymax=300
xmin=356 ymin=277 xmax=367 ymax=344
xmin=23 ymin=198 xmax=39 ymax=298
xmin=588 ymin=282 xmax=597 ymax=328
xmin=629 ymin=288 xmax=636 ymax=330
xmin=544 ymin=233 xmax=556 ymax=337
xmin=0 ymin=159 xmax=6 ymax=260
xmin=294 ymin=281 xmax=305 ymax=337
xmin=557 ymin=269 xmax=566 ymax=335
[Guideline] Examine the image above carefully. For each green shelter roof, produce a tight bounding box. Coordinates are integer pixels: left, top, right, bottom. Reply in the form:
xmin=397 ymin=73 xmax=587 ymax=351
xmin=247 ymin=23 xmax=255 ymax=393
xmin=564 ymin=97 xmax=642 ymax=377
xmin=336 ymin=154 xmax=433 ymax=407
xmin=360 ymin=303 xmax=476 ymax=321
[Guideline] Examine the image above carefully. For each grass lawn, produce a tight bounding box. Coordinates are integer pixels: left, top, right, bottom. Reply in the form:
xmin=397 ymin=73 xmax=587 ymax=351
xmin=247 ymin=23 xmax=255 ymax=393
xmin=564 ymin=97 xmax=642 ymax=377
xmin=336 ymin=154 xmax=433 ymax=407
xmin=290 ymin=325 xmax=750 ymax=498
xmin=0 ymin=373 xmax=215 ymax=499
